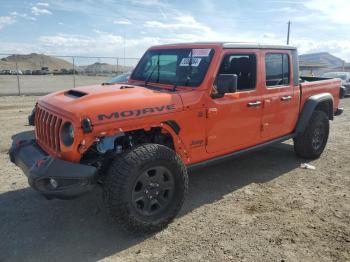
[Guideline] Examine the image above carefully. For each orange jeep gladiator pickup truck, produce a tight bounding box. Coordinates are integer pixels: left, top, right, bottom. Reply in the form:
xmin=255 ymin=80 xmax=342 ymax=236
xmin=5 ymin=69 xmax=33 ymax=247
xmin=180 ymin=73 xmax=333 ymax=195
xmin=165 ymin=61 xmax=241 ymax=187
xmin=10 ymin=42 xmax=343 ymax=232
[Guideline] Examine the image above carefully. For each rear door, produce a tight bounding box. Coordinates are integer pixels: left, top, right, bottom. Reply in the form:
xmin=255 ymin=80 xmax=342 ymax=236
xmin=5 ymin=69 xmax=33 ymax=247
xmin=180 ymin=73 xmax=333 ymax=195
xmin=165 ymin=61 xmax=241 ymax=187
xmin=205 ymin=50 xmax=263 ymax=153
xmin=260 ymin=51 xmax=299 ymax=140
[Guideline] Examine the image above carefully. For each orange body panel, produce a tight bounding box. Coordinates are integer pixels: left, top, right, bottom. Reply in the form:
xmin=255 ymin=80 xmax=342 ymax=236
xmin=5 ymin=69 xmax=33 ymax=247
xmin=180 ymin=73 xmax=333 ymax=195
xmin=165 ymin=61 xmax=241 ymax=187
xmin=35 ymin=43 xmax=341 ymax=166
xmin=300 ymin=79 xmax=340 ymax=112
xmin=259 ymin=49 xmax=300 ymax=141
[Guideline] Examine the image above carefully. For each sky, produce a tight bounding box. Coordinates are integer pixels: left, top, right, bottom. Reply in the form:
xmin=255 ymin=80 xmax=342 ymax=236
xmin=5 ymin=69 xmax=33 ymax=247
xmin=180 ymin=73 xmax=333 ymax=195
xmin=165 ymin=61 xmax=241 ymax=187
xmin=0 ymin=0 xmax=350 ymax=61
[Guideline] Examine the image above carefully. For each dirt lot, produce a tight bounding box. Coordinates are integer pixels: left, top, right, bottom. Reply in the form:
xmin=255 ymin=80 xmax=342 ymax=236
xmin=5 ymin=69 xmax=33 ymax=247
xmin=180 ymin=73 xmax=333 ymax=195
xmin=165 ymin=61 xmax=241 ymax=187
xmin=0 ymin=96 xmax=349 ymax=262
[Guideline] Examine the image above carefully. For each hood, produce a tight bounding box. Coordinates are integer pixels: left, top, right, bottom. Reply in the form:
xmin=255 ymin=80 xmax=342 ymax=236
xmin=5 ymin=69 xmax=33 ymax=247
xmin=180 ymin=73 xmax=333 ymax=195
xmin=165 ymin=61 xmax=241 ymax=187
xmin=38 ymin=84 xmax=183 ymax=125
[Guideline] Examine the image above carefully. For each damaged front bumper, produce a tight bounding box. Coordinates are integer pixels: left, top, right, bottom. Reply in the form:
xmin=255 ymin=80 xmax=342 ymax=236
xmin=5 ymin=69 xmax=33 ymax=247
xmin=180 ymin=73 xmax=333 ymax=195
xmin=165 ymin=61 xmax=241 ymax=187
xmin=9 ymin=131 xmax=97 ymax=199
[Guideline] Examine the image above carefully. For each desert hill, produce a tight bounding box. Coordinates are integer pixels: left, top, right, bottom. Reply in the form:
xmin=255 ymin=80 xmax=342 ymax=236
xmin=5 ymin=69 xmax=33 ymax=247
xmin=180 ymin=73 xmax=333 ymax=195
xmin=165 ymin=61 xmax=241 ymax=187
xmin=0 ymin=53 xmax=73 ymax=71
xmin=0 ymin=53 xmax=133 ymax=73
xmin=299 ymin=52 xmax=346 ymax=68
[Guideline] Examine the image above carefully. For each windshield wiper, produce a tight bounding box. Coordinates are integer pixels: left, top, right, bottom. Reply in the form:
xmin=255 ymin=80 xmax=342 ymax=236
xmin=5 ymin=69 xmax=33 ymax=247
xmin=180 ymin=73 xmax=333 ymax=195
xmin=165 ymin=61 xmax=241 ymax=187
xmin=145 ymin=54 xmax=160 ymax=87
xmin=145 ymin=85 xmax=172 ymax=91
xmin=142 ymin=54 xmax=173 ymax=92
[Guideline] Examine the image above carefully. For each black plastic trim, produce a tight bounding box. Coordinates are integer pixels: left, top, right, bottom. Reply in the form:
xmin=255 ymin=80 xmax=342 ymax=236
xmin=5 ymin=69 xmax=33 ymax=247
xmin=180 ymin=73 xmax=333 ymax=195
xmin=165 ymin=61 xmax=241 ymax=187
xmin=187 ymin=134 xmax=295 ymax=171
xmin=9 ymin=131 xmax=97 ymax=199
xmin=64 ymin=89 xmax=87 ymax=98
xmin=295 ymin=93 xmax=334 ymax=134
xmin=163 ymin=120 xmax=181 ymax=135
xmin=300 ymin=76 xmax=331 ymax=82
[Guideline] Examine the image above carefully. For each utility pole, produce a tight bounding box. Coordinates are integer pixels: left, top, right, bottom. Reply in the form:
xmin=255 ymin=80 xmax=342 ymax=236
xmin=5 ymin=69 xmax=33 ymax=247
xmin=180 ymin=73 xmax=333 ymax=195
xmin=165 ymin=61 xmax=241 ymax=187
xmin=123 ymin=32 xmax=126 ymax=72
xmin=286 ymin=21 xmax=291 ymax=45
xmin=72 ymin=56 xmax=76 ymax=88
xmin=15 ymin=56 xmax=21 ymax=95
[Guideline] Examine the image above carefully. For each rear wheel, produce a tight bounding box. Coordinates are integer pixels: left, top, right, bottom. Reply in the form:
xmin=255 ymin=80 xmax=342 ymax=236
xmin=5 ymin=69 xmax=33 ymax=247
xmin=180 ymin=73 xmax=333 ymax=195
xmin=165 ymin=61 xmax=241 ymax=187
xmin=103 ymin=144 xmax=188 ymax=233
xmin=294 ymin=110 xmax=329 ymax=159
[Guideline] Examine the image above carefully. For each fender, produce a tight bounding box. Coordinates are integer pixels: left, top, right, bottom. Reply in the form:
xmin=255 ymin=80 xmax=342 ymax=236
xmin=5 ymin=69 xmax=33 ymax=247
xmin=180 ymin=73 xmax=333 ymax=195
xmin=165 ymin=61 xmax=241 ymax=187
xmin=160 ymin=123 xmax=190 ymax=163
xmin=82 ymin=121 xmax=190 ymax=163
xmin=162 ymin=120 xmax=181 ymax=135
xmin=295 ymin=93 xmax=333 ymax=134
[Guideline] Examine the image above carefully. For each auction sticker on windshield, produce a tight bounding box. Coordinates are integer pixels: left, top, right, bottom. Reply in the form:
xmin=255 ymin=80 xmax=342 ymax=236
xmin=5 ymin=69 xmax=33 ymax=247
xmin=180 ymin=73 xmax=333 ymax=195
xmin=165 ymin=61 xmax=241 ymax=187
xmin=192 ymin=49 xmax=211 ymax=57
xmin=180 ymin=57 xmax=202 ymax=66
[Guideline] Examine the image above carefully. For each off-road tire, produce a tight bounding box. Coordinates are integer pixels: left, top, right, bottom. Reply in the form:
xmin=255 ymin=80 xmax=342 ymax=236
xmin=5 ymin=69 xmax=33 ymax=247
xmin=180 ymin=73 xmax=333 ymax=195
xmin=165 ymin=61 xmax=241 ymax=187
xmin=103 ymin=144 xmax=188 ymax=233
xmin=294 ymin=110 xmax=329 ymax=159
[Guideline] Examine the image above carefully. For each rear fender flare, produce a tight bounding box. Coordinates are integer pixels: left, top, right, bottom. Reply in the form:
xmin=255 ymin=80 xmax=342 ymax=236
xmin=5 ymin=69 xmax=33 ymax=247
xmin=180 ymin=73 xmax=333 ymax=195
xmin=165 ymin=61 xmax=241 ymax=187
xmin=295 ymin=93 xmax=333 ymax=134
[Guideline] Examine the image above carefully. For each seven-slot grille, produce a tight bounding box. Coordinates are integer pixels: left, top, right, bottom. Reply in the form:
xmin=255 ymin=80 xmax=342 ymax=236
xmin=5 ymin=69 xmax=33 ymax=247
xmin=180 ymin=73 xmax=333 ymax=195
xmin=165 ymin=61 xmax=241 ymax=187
xmin=35 ymin=105 xmax=63 ymax=152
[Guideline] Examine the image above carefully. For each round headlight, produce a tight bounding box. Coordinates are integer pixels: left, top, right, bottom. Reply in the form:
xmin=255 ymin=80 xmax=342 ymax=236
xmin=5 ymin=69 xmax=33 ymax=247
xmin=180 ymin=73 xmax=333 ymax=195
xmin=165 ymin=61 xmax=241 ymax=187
xmin=61 ymin=122 xmax=74 ymax=147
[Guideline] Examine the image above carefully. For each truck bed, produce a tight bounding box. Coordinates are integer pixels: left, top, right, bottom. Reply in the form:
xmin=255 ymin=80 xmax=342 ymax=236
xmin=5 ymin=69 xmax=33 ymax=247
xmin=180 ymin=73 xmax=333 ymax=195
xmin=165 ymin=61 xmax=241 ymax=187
xmin=299 ymin=76 xmax=341 ymax=113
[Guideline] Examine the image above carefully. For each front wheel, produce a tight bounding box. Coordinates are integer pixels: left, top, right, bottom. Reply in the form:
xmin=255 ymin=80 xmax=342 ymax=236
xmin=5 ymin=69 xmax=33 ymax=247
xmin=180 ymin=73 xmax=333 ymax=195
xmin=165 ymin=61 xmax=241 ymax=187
xmin=103 ymin=144 xmax=188 ymax=233
xmin=294 ymin=110 xmax=329 ymax=159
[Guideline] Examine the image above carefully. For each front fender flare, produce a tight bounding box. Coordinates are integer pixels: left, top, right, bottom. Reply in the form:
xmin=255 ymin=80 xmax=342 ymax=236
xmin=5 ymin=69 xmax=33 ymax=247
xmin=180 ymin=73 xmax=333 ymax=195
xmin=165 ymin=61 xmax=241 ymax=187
xmin=160 ymin=122 xmax=190 ymax=163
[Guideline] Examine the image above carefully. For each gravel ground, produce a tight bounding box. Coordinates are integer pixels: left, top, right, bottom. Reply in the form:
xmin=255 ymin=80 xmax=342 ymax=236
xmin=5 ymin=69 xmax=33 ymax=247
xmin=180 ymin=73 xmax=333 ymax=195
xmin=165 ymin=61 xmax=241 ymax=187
xmin=0 ymin=96 xmax=349 ymax=262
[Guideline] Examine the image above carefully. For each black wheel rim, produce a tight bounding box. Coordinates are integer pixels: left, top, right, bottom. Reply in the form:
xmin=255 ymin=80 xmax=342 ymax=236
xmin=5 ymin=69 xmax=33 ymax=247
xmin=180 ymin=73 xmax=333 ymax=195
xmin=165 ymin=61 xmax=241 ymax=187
xmin=311 ymin=123 xmax=325 ymax=150
xmin=131 ymin=166 xmax=175 ymax=216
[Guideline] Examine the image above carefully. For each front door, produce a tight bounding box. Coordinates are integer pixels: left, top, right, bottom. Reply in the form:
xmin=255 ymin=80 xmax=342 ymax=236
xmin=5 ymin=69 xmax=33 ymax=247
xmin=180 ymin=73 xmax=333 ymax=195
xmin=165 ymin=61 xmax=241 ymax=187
xmin=205 ymin=51 xmax=263 ymax=153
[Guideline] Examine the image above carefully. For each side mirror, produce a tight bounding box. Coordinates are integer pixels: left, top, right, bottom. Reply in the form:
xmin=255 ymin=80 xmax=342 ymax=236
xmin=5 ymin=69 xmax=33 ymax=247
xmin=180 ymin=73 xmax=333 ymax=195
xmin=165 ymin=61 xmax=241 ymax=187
xmin=216 ymin=74 xmax=238 ymax=95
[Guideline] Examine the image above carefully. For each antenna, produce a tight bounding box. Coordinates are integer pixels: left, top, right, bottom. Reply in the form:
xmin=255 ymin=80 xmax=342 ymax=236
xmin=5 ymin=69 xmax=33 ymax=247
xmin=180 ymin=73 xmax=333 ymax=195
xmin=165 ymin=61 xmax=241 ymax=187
xmin=286 ymin=21 xmax=291 ymax=45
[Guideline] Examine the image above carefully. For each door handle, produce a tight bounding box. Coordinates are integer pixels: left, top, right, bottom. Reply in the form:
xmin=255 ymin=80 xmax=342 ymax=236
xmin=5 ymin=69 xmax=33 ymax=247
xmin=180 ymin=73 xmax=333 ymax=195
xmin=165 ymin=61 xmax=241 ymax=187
xmin=247 ymin=101 xmax=262 ymax=107
xmin=281 ymin=95 xmax=292 ymax=101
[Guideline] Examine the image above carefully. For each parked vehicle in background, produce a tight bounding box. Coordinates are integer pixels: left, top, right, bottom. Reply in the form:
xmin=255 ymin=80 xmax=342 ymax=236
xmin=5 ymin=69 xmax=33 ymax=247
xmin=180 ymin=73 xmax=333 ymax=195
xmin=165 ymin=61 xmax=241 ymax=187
xmin=68 ymin=69 xmax=78 ymax=75
xmin=60 ymin=68 xmax=69 ymax=74
xmin=52 ymin=68 xmax=77 ymax=75
xmin=32 ymin=67 xmax=50 ymax=75
xmin=1 ymin=69 xmax=13 ymax=75
xmin=102 ymin=72 xmax=131 ymax=85
xmin=0 ymin=69 xmax=22 ymax=75
xmin=24 ymin=69 xmax=33 ymax=75
xmin=10 ymin=42 xmax=343 ymax=233
xmin=322 ymin=71 xmax=350 ymax=98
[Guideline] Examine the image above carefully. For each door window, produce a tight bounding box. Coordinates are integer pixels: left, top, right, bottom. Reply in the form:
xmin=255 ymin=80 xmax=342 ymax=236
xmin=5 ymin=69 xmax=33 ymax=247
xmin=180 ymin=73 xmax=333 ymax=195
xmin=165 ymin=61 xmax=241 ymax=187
xmin=265 ymin=53 xmax=290 ymax=87
xmin=217 ymin=54 xmax=257 ymax=91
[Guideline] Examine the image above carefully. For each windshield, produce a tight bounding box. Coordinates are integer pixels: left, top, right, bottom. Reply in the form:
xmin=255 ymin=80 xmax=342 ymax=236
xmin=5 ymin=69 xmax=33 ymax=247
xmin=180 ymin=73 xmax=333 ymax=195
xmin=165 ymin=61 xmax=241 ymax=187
xmin=322 ymin=72 xmax=347 ymax=80
xmin=131 ymin=48 xmax=214 ymax=87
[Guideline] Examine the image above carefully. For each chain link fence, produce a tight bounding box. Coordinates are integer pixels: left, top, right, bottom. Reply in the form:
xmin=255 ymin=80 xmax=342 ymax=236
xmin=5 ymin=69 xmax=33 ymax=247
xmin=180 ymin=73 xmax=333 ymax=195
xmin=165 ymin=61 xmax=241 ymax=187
xmin=0 ymin=53 xmax=140 ymax=96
